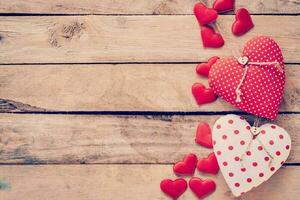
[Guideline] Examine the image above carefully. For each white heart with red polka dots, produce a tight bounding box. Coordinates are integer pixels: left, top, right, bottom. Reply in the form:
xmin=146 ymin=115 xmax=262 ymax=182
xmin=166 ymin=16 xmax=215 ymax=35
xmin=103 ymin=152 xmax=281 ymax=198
xmin=212 ymin=114 xmax=291 ymax=197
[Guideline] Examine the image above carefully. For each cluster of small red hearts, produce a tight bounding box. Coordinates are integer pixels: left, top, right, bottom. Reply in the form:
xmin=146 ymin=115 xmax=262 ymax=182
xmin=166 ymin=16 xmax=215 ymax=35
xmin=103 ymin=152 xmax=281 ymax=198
xmin=192 ymin=56 xmax=219 ymax=105
xmin=160 ymin=123 xmax=219 ymax=199
xmin=194 ymin=0 xmax=254 ymax=48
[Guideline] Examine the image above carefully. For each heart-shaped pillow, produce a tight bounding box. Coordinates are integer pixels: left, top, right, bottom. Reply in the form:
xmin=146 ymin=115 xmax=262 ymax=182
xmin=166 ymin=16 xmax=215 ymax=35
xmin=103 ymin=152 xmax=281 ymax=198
xmin=209 ymin=36 xmax=285 ymax=120
xmin=212 ymin=114 xmax=291 ymax=196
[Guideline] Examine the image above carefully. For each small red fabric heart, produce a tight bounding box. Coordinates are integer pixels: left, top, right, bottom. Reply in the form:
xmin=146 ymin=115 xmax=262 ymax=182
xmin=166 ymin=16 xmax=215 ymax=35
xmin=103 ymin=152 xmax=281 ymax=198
xmin=160 ymin=179 xmax=187 ymax=200
xmin=194 ymin=3 xmax=218 ymax=26
xmin=232 ymin=8 xmax=254 ymax=36
xmin=189 ymin=177 xmax=216 ymax=199
xmin=196 ymin=56 xmax=220 ymax=77
xmin=209 ymin=36 xmax=285 ymax=120
xmin=192 ymin=82 xmax=217 ymax=105
xmin=197 ymin=152 xmax=219 ymax=174
xmin=201 ymin=25 xmax=224 ymax=48
xmin=213 ymin=0 xmax=235 ymax=13
xmin=195 ymin=123 xmax=213 ymax=148
xmin=173 ymin=153 xmax=197 ymax=175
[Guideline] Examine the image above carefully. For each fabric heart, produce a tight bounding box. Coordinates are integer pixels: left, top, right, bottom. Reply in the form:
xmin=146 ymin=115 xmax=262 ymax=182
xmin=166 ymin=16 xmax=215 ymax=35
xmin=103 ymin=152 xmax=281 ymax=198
xmin=189 ymin=177 xmax=216 ymax=199
xmin=194 ymin=3 xmax=218 ymax=26
xmin=232 ymin=8 xmax=254 ymax=36
xmin=201 ymin=25 xmax=225 ymax=48
xmin=197 ymin=152 xmax=220 ymax=174
xmin=213 ymin=0 xmax=235 ymax=13
xmin=192 ymin=82 xmax=217 ymax=105
xmin=195 ymin=122 xmax=213 ymax=148
xmin=208 ymin=36 xmax=285 ymax=120
xmin=212 ymin=114 xmax=291 ymax=196
xmin=173 ymin=153 xmax=197 ymax=175
xmin=160 ymin=178 xmax=187 ymax=199
xmin=196 ymin=56 xmax=220 ymax=77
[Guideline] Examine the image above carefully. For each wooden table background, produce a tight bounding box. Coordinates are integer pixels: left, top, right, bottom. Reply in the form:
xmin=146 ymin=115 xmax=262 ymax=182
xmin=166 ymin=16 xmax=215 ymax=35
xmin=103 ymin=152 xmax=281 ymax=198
xmin=0 ymin=0 xmax=299 ymax=199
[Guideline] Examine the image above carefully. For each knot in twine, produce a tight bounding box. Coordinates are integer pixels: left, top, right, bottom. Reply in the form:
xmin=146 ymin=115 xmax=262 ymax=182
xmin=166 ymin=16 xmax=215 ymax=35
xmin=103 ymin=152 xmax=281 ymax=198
xmin=234 ymin=56 xmax=283 ymax=103
xmin=240 ymin=118 xmax=274 ymax=167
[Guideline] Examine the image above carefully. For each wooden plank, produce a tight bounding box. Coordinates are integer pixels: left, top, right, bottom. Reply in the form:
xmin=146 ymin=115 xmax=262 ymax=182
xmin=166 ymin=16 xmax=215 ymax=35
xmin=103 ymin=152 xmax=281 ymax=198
xmin=0 ymin=64 xmax=298 ymax=112
xmin=0 ymin=16 xmax=299 ymax=64
xmin=0 ymin=165 xmax=298 ymax=199
xmin=0 ymin=114 xmax=298 ymax=164
xmin=0 ymin=0 xmax=299 ymax=14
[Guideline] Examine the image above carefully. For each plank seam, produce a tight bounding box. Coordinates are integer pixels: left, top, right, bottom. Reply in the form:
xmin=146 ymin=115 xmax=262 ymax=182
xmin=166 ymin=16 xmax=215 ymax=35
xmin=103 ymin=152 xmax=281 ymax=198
xmin=1 ymin=62 xmax=300 ymax=65
xmin=0 ymin=163 xmax=299 ymax=166
xmin=0 ymin=13 xmax=299 ymax=16
xmin=1 ymin=111 xmax=300 ymax=115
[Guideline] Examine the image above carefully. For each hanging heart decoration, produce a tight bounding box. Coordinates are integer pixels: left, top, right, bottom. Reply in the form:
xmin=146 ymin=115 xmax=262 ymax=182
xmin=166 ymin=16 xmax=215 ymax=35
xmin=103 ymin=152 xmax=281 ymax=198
xmin=212 ymin=114 xmax=291 ymax=196
xmin=208 ymin=36 xmax=285 ymax=120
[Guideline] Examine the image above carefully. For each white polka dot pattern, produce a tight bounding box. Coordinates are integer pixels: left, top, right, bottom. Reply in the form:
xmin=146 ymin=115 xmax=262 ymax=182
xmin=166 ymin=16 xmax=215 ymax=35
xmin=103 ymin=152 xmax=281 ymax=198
xmin=208 ymin=36 xmax=285 ymax=120
xmin=212 ymin=114 xmax=291 ymax=197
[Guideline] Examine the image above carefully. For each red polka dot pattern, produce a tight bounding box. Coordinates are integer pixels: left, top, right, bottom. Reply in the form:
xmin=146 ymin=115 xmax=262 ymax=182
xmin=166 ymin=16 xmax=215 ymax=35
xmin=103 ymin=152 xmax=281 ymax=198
xmin=279 ymin=134 xmax=284 ymax=139
xmin=212 ymin=114 xmax=291 ymax=197
xmin=264 ymin=157 xmax=269 ymax=162
xmin=209 ymin=36 xmax=285 ymax=120
xmin=270 ymin=167 xmax=275 ymax=171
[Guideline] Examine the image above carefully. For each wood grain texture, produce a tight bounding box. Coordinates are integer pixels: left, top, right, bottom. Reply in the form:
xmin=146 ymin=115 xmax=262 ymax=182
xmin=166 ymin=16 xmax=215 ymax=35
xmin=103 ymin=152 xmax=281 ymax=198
xmin=0 ymin=16 xmax=299 ymax=64
xmin=0 ymin=64 xmax=298 ymax=112
xmin=0 ymin=165 xmax=299 ymax=200
xmin=0 ymin=0 xmax=299 ymax=14
xmin=0 ymin=114 xmax=298 ymax=164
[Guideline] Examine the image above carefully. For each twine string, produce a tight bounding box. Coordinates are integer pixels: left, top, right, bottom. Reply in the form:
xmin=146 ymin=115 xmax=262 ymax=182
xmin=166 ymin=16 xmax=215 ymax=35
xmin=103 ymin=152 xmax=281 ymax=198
xmin=234 ymin=57 xmax=283 ymax=103
xmin=235 ymin=66 xmax=249 ymax=103
xmin=240 ymin=117 xmax=274 ymax=167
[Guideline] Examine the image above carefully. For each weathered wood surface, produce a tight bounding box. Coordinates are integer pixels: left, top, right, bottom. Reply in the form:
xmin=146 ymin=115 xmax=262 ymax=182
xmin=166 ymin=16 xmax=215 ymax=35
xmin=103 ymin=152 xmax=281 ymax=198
xmin=0 ymin=114 xmax=298 ymax=164
xmin=0 ymin=0 xmax=299 ymax=14
xmin=0 ymin=64 xmax=298 ymax=112
xmin=0 ymin=165 xmax=298 ymax=200
xmin=0 ymin=0 xmax=299 ymax=199
xmin=0 ymin=16 xmax=299 ymax=64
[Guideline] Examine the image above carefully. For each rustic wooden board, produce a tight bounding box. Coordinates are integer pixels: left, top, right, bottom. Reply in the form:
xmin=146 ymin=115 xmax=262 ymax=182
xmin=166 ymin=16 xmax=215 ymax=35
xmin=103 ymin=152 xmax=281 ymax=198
xmin=0 ymin=0 xmax=299 ymax=14
xmin=0 ymin=64 xmax=298 ymax=112
xmin=0 ymin=165 xmax=298 ymax=200
xmin=0 ymin=16 xmax=299 ymax=64
xmin=0 ymin=114 xmax=298 ymax=164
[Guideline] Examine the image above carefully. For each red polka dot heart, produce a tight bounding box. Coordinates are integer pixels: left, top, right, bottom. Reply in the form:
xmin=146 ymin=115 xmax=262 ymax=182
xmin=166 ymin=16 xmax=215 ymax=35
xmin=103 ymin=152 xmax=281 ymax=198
xmin=212 ymin=114 xmax=291 ymax=196
xmin=209 ymin=36 xmax=285 ymax=120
